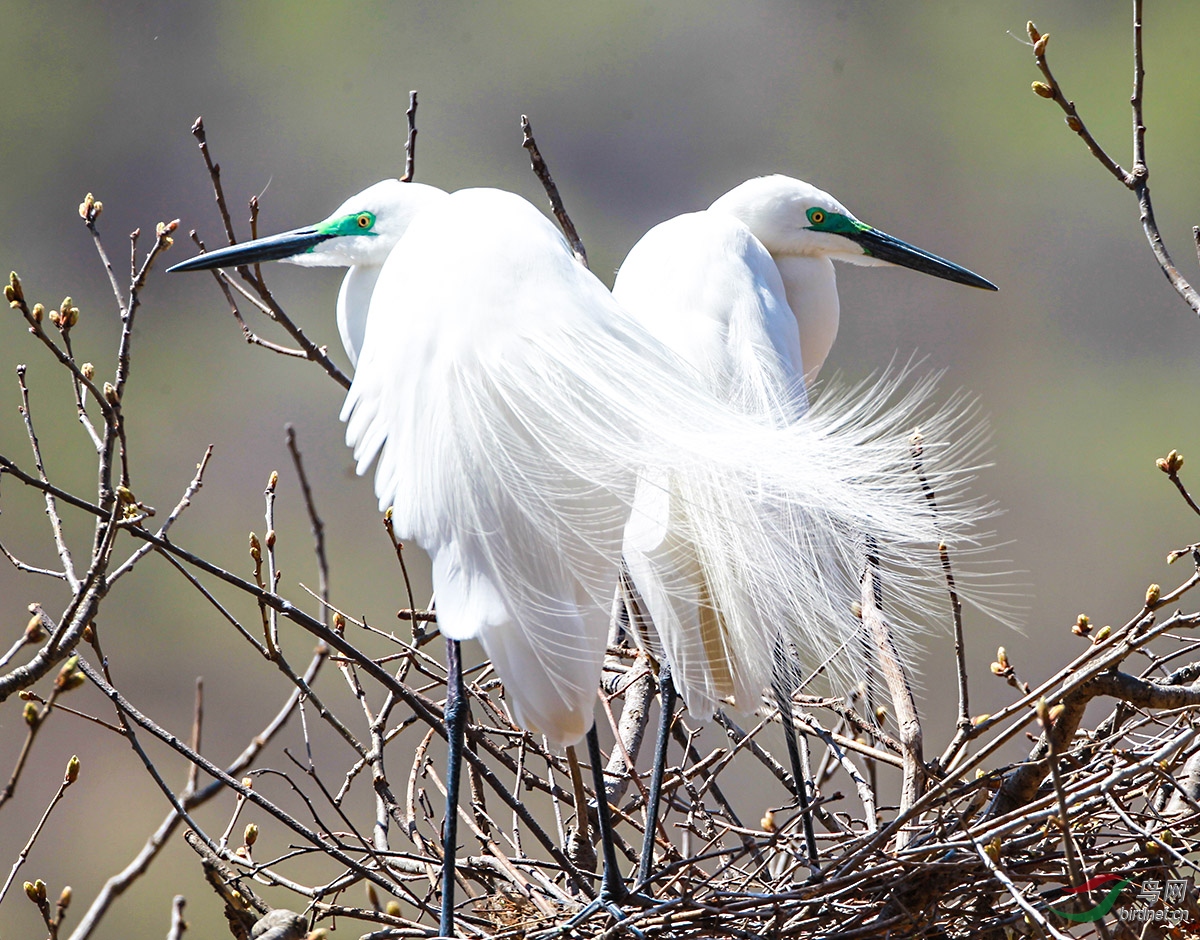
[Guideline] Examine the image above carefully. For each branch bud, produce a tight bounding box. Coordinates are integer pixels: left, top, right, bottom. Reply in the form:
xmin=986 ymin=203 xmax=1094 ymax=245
xmin=23 ymin=702 xmax=39 ymax=726
xmin=81 ymin=361 xmax=94 ymax=380
xmin=1026 ymin=21 xmax=1041 ymax=42
xmin=760 ymin=809 xmax=776 ymax=832
xmin=65 ymin=754 xmax=80 ymax=784
xmin=1031 ymin=81 xmax=1054 ymax=99
xmin=1065 ymin=114 xmax=1083 ymax=132
xmin=333 ymin=612 xmax=346 ymax=635
xmin=1033 ymin=34 xmax=1049 ymax=57
xmin=249 ymin=533 xmax=262 ymax=563
xmin=266 ymin=529 xmax=276 ymax=550
xmin=58 ymin=885 xmax=71 ymax=910
xmin=1157 ymin=449 xmax=1184 ymax=474
xmin=1093 ymin=624 xmax=1111 ymax=643
xmin=24 ymin=880 xmax=45 ymax=904
xmin=103 ymin=382 xmax=119 ymax=404
xmin=1146 ymin=583 xmax=1161 ymax=606
xmin=1071 ymin=613 xmax=1091 ymax=636
xmin=31 ymin=303 xmax=44 ymax=323
xmin=7 ymin=271 xmax=24 ymax=305
xmin=25 ymin=611 xmax=46 ymax=641
xmin=244 ymin=822 xmax=258 ymax=846
xmin=79 ymin=193 xmax=103 ymax=220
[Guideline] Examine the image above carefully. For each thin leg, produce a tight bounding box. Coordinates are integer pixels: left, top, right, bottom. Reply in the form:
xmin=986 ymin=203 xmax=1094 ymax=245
xmin=440 ymin=639 xmax=467 ymax=938
xmin=771 ymin=641 xmax=819 ymax=867
xmin=537 ymin=724 xmax=649 ymax=939
xmin=586 ymin=724 xmax=627 ymax=903
xmin=637 ymin=662 xmax=676 ymax=886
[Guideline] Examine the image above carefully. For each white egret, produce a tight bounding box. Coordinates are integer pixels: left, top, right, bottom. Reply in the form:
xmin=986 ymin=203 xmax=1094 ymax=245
xmin=613 ymin=174 xmax=996 ymax=872
xmin=169 ymin=179 xmax=987 ymax=934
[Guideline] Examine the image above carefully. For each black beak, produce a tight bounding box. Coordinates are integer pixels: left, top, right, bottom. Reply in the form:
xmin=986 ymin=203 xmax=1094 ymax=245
xmin=847 ymin=226 xmax=997 ymax=291
xmin=166 ymin=227 xmax=332 ymax=273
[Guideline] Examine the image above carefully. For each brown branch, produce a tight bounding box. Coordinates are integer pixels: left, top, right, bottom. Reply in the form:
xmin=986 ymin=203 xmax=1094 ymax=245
xmin=520 ymin=114 xmax=588 ymax=268
xmin=401 ymin=90 xmax=418 ymax=183
xmin=1028 ymin=10 xmax=1200 ymax=314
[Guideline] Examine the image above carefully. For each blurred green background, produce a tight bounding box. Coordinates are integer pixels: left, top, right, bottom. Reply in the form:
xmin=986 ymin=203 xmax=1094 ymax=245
xmin=2 ymin=1 xmax=1200 ymax=936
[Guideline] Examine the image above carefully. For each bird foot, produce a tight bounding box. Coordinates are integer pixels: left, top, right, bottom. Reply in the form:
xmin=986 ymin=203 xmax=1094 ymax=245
xmin=536 ymin=888 xmax=654 ymax=940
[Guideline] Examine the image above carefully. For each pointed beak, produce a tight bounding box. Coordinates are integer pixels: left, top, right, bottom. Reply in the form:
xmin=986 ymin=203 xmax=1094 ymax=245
xmin=847 ymin=226 xmax=997 ymax=291
xmin=166 ymin=227 xmax=333 ymax=273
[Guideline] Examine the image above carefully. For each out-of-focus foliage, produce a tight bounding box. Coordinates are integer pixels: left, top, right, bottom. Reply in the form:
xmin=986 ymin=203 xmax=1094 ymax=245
xmin=2 ymin=2 xmax=1200 ymax=937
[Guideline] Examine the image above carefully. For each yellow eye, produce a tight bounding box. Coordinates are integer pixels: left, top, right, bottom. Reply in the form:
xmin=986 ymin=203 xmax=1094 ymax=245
xmin=357 ymin=213 xmax=372 ymax=228
xmin=809 ymin=210 xmax=825 ymax=225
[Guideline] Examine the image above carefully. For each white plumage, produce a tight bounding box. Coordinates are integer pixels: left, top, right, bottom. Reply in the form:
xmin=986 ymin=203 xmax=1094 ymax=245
xmin=172 ymin=179 xmax=989 ymax=747
xmin=614 ymin=174 xmax=999 ymax=719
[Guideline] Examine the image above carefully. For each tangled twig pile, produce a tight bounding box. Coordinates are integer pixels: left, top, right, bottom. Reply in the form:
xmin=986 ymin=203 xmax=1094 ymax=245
xmin=6 ymin=6 xmax=1200 ymax=937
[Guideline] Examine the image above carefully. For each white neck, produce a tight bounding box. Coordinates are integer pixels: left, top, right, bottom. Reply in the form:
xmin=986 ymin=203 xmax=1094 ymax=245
xmin=771 ymin=255 xmax=840 ymax=383
xmin=337 ymin=264 xmax=383 ymax=368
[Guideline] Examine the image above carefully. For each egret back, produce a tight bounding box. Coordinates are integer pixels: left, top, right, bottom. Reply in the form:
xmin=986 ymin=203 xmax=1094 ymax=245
xmin=342 ymin=188 xmax=987 ymax=743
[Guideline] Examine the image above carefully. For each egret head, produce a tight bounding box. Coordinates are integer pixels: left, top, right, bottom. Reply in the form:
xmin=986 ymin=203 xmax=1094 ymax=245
xmin=710 ymin=175 xmax=996 ymax=290
xmin=167 ymin=180 xmax=448 ymax=274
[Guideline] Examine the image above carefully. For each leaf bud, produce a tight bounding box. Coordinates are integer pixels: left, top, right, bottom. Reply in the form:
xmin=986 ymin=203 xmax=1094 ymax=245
xmin=996 ymin=646 xmax=1009 ymax=669
xmin=103 ymin=382 xmax=119 ymax=404
xmin=1033 ymin=34 xmax=1049 ymax=57
xmin=1093 ymin=624 xmax=1111 ymax=643
xmin=760 ymin=809 xmax=776 ymax=832
xmin=65 ymin=754 xmax=80 ymax=784
xmin=1065 ymin=114 xmax=1083 ymax=132
xmin=116 ymin=485 xmax=136 ymax=504
xmin=58 ymin=885 xmax=71 ymax=909
xmin=1157 ymin=449 xmax=1184 ymax=474
xmin=333 ymin=612 xmax=346 ymax=635
xmin=23 ymin=702 xmax=39 ymax=726
xmin=31 ymin=303 xmax=44 ymax=323
xmin=25 ymin=611 xmax=46 ymax=641
xmin=366 ymin=882 xmax=381 ymax=910
xmin=249 ymin=533 xmax=262 ymax=563
xmin=81 ymin=361 xmax=95 ymax=380
xmin=1048 ymin=704 xmax=1065 ymax=723
xmin=1146 ymin=583 xmax=1161 ymax=606
xmin=244 ymin=822 xmax=258 ymax=846
xmin=24 ymin=881 xmax=40 ymax=903
xmin=1071 ymin=613 xmax=1091 ymax=636
xmin=266 ymin=529 xmax=276 ymax=549
xmin=972 ymin=713 xmax=990 ymax=726
xmin=268 ymin=469 xmax=278 ymax=489
xmin=985 ymin=836 xmax=1001 ymax=862
xmin=385 ymin=901 xmax=401 ymax=917
xmin=1031 ymin=81 xmax=1054 ymax=98
xmin=1036 ymin=697 xmax=1049 ymax=723
xmin=8 ymin=271 xmax=24 ymax=304
xmin=1026 ymin=21 xmax=1041 ymax=42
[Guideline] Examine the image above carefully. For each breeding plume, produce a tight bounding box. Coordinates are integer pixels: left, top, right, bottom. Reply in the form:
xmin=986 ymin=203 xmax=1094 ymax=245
xmin=170 ymin=178 xmax=988 ymax=930
xmin=614 ymin=174 xmax=996 ymax=719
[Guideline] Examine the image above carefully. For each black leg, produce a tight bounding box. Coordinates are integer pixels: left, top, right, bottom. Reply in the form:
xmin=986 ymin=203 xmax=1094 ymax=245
xmin=771 ymin=642 xmax=819 ymax=867
xmin=586 ymin=724 xmax=627 ymax=903
xmin=637 ymin=662 xmax=676 ymax=887
xmin=440 ymin=639 xmax=467 ymax=938
xmin=535 ymin=724 xmax=649 ymax=940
